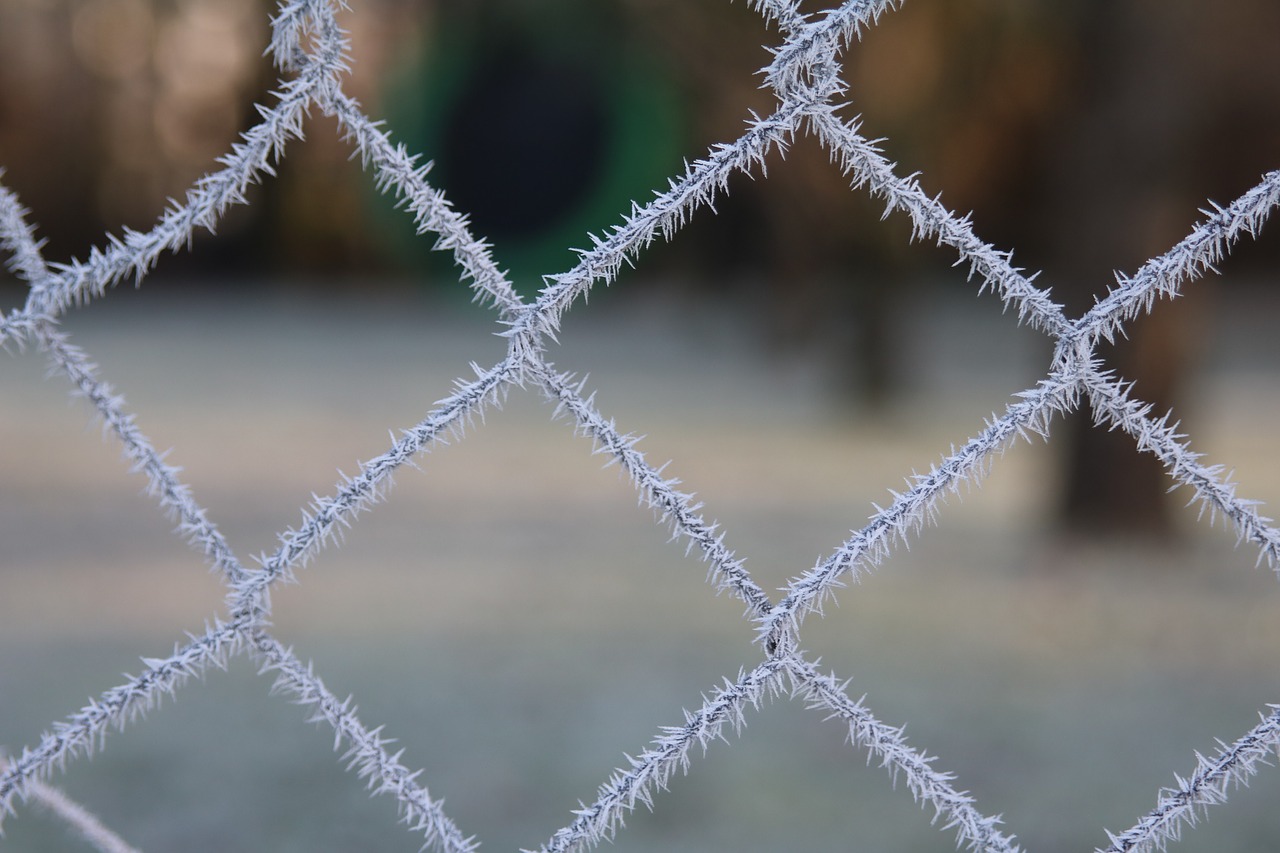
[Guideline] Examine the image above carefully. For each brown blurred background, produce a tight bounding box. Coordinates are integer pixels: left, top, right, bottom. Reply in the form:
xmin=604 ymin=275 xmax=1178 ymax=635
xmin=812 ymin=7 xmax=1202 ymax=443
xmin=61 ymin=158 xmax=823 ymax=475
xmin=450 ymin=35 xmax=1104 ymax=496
xmin=1 ymin=0 xmax=1278 ymax=533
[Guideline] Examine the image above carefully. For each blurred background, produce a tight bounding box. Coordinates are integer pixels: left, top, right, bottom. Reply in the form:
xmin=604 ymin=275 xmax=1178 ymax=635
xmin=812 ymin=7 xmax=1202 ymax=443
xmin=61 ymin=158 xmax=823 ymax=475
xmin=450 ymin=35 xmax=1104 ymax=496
xmin=3 ymin=0 xmax=1280 ymax=532
xmin=2 ymin=0 xmax=1280 ymax=850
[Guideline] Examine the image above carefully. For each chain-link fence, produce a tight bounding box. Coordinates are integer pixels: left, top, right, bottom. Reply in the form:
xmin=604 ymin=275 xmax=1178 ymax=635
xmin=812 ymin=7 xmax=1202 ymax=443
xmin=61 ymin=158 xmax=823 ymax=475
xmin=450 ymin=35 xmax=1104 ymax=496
xmin=2 ymin=1 xmax=1279 ymax=850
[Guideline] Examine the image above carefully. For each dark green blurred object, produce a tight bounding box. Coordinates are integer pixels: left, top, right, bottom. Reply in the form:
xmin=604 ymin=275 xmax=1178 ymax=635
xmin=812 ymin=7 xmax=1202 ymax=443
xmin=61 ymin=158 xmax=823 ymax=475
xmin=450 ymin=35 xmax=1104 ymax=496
xmin=374 ymin=3 xmax=686 ymax=298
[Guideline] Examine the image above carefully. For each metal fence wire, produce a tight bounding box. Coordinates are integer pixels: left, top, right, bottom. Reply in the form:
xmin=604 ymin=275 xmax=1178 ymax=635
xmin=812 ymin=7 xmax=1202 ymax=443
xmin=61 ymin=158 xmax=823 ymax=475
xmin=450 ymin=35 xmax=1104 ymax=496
xmin=2 ymin=1 xmax=1280 ymax=851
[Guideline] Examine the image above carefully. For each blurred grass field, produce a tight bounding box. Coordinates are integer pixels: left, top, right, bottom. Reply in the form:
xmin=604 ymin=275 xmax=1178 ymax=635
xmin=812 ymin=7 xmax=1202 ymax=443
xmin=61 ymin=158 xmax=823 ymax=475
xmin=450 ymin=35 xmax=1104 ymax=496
xmin=3 ymin=280 xmax=1280 ymax=851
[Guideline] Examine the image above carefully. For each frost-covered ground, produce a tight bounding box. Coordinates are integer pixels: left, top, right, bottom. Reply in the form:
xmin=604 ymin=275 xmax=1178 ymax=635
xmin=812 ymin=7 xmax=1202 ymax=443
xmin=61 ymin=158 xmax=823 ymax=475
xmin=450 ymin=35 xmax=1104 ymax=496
xmin=2 ymin=281 xmax=1279 ymax=851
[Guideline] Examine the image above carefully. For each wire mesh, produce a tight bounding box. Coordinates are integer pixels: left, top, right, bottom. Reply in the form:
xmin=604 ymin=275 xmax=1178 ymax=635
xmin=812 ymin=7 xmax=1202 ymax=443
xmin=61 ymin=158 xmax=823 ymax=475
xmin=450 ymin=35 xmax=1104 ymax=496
xmin=2 ymin=1 xmax=1279 ymax=851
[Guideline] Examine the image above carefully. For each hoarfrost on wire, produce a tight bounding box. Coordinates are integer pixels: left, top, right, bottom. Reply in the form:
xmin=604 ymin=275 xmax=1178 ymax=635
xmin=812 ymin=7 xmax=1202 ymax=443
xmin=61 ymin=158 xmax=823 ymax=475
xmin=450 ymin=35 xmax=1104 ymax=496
xmin=1 ymin=1 xmax=1278 ymax=851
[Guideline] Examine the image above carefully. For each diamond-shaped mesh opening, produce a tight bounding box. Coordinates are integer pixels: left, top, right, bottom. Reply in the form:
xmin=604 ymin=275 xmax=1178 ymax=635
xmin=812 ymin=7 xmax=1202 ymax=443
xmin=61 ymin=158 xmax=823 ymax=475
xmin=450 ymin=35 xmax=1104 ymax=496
xmin=1178 ymin=285 xmax=1280 ymax=541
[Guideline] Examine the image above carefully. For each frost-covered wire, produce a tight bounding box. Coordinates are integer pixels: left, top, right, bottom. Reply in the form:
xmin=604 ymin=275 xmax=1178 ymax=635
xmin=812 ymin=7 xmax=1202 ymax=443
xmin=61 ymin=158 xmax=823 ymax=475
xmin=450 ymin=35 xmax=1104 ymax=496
xmin=744 ymin=0 xmax=809 ymax=33
xmin=1081 ymin=364 xmax=1280 ymax=569
xmin=0 ymin=754 xmax=141 ymax=853
xmin=807 ymin=106 xmax=1069 ymax=336
xmin=38 ymin=324 xmax=250 ymax=584
xmin=27 ymin=78 xmax=313 ymax=321
xmin=7 ymin=0 xmax=352 ymax=325
xmin=505 ymin=100 xmax=805 ymax=358
xmin=788 ymin=657 xmax=1022 ymax=853
xmin=532 ymin=360 xmax=773 ymax=616
xmin=0 ymin=176 xmax=49 ymax=349
xmin=763 ymin=365 xmax=1075 ymax=651
xmin=1077 ymin=170 xmax=1280 ymax=351
xmin=3 ymin=0 xmax=1280 ymax=850
xmin=0 ymin=176 xmax=51 ymax=294
xmin=505 ymin=0 xmax=912 ymax=357
xmin=324 ymin=88 xmax=526 ymax=317
xmin=0 ymin=619 xmax=246 ymax=822
xmin=4 ymin=178 xmax=245 ymax=586
xmin=764 ymin=0 xmax=902 ymax=92
xmin=251 ymin=632 xmax=477 ymax=853
xmin=1098 ymin=706 xmax=1280 ymax=853
xmin=534 ymin=656 xmax=791 ymax=853
xmin=229 ymin=355 xmax=519 ymax=616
